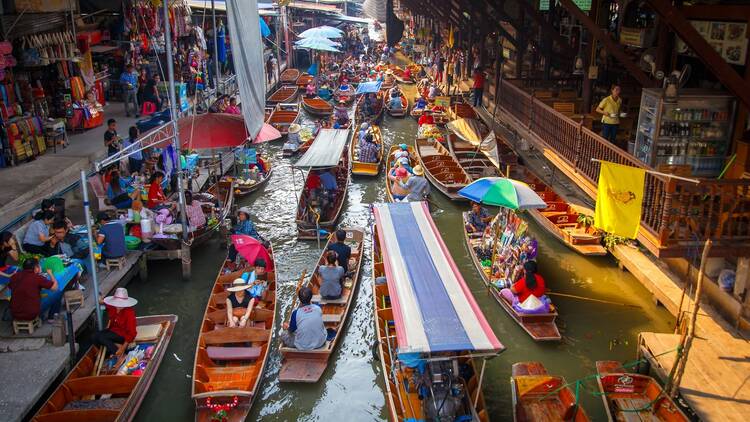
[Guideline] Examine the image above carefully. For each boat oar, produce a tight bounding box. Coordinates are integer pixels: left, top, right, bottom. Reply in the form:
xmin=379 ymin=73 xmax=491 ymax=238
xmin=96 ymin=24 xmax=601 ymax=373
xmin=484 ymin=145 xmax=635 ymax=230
xmin=547 ymin=291 xmax=641 ymax=309
xmin=287 ymin=270 xmax=307 ymax=320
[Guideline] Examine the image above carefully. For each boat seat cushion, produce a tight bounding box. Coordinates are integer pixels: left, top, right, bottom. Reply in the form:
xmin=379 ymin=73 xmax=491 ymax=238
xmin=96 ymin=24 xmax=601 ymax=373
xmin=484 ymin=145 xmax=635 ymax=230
xmin=207 ymin=346 xmax=262 ymax=361
xmin=134 ymin=324 xmax=162 ymax=342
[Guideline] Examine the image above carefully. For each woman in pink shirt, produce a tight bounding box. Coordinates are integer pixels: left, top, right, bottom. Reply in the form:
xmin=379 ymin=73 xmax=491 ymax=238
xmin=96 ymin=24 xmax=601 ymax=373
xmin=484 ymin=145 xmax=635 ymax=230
xmin=224 ymin=97 xmax=241 ymax=115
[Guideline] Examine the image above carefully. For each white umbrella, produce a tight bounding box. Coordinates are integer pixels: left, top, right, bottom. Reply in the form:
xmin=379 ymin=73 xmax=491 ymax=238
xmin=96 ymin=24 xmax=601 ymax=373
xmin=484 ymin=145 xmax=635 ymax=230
xmin=299 ymin=25 xmax=344 ymax=39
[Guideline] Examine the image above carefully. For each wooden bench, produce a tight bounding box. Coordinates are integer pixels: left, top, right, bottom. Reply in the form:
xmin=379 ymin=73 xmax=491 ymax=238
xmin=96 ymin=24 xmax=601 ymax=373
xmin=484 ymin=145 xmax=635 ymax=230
xmin=312 ymin=294 xmax=348 ymax=305
xmin=322 ymin=314 xmax=343 ymax=323
xmin=206 ymin=346 xmax=262 ymax=361
xmin=13 ymin=317 xmax=41 ymax=334
xmin=105 ymin=256 xmax=126 ymax=271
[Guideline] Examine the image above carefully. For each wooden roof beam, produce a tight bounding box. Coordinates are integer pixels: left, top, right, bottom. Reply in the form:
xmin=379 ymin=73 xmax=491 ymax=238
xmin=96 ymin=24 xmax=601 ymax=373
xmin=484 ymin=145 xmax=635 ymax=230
xmin=483 ymin=0 xmax=542 ymax=52
xmin=511 ymin=0 xmax=576 ymax=57
xmin=557 ymin=0 xmax=655 ymax=87
xmin=647 ymin=0 xmax=750 ymax=108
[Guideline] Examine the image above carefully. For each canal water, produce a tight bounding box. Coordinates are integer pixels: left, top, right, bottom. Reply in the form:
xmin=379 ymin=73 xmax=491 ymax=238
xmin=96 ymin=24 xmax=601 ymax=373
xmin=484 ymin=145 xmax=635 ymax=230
xmin=128 ymin=84 xmax=675 ymax=421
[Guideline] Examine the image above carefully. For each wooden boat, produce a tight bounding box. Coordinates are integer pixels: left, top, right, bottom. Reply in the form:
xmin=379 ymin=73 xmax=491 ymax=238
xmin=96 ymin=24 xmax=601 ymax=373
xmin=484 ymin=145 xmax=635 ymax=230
xmin=301 ymin=97 xmax=334 ymax=117
xmin=150 ymin=180 xmax=234 ymax=251
xmin=380 ymin=74 xmax=396 ymax=91
xmin=511 ymin=362 xmax=590 ymax=422
xmin=280 ymin=68 xmax=301 ymax=84
xmin=224 ymin=161 xmax=273 ymax=199
xmin=449 ymin=102 xmax=478 ymax=120
xmin=31 ymin=314 xmax=178 ymax=422
xmin=414 ymin=137 xmax=471 ymax=200
xmin=462 ymin=211 xmax=562 ymax=341
xmin=296 ymin=73 xmax=314 ymax=89
xmin=266 ymin=103 xmax=300 ymax=136
xmin=351 ymin=125 xmax=384 ymax=176
xmin=596 ymin=361 xmax=689 ymax=422
xmin=446 ymin=133 xmax=503 ymax=180
xmin=354 ymin=92 xmax=384 ymax=124
xmin=278 ymin=227 xmax=365 ymax=382
xmin=384 ymin=144 xmax=418 ymax=202
xmin=524 ymin=171 xmax=607 ymax=256
xmin=295 ymin=129 xmax=350 ymax=240
xmin=392 ymin=68 xmax=414 ymax=84
xmin=328 ymin=111 xmax=352 ymax=130
xmin=333 ymin=84 xmax=355 ymax=105
xmin=192 ymin=248 xmax=277 ymax=422
xmin=267 ymin=85 xmax=298 ymax=105
xmin=384 ymin=94 xmax=408 ymax=117
xmin=372 ymin=202 xmax=502 ymax=422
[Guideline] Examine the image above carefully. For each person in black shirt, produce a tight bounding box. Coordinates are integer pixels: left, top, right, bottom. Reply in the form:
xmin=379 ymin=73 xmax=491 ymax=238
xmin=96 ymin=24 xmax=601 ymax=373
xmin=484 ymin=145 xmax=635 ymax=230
xmin=326 ymin=229 xmax=351 ymax=272
xmin=104 ymin=119 xmax=120 ymax=157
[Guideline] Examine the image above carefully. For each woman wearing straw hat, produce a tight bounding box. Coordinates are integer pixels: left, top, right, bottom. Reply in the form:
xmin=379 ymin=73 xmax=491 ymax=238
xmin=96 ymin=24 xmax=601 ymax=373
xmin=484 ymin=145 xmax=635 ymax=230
xmin=225 ymin=279 xmax=255 ymax=328
xmin=92 ymin=287 xmax=137 ymax=356
xmin=283 ymin=123 xmax=303 ymax=154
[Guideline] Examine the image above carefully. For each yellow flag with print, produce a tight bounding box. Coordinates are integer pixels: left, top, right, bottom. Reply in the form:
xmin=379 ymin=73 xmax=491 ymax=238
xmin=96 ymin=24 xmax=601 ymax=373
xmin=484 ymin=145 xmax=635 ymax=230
xmin=594 ymin=161 xmax=645 ymax=239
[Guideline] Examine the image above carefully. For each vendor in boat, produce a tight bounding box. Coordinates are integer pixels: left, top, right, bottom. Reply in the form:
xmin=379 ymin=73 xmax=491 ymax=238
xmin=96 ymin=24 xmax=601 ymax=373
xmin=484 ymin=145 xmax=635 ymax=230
xmin=184 ymin=191 xmax=207 ymax=230
xmin=388 ymin=166 xmax=410 ymax=201
xmin=281 ymin=286 xmax=328 ymax=351
xmin=403 ymin=67 xmax=412 ymax=81
xmin=93 ymin=287 xmax=137 ymax=356
xmin=466 ymin=202 xmax=492 ymax=233
xmin=319 ymin=250 xmax=345 ymax=300
xmin=327 ymin=230 xmax=351 ymax=272
xmin=305 ymin=81 xmax=317 ymax=98
xmin=283 ymin=124 xmax=303 ymax=152
xmin=224 ymin=97 xmax=241 ymax=115
xmin=358 ymin=133 xmax=379 ymax=163
xmin=418 ymin=109 xmax=435 ymax=127
xmin=146 ymin=171 xmax=174 ymax=211
xmin=225 ymin=279 xmax=255 ymax=328
xmin=414 ymin=96 xmax=427 ymax=111
xmin=500 ymin=260 xmax=547 ymax=308
xmin=399 ymin=165 xmax=431 ymax=202
xmin=107 ymin=171 xmax=140 ymax=209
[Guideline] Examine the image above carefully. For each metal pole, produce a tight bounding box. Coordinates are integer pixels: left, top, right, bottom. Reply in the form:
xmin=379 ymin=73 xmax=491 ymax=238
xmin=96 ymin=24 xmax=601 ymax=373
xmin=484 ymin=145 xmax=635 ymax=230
xmin=66 ymin=309 xmax=75 ymax=371
xmin=211 ymin=0 xmax=220 ymax=93
xmin=80 ymin=170 xmax=103 ymax=330
xmin=274 ymin=8 xmax=282 ymax=85
xmin=164 ymin=0 xmax=189 ymax=241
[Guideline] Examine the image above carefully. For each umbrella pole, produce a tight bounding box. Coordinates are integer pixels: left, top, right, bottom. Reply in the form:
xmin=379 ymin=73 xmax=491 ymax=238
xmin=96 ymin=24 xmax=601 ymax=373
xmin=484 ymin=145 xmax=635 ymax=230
xmin=488 ymin=212 xmax=502 ymax=292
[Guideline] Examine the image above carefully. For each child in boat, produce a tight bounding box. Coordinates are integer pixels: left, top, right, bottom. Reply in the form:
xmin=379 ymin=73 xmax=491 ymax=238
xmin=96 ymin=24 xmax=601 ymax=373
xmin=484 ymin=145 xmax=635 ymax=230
xmin=500 ymin=261 xmax=551 ymax=314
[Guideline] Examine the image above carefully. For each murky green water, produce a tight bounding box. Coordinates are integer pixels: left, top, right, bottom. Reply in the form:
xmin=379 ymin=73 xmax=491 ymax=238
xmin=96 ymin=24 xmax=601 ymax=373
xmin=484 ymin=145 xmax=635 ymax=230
xmin=129 ymin=84 xmax=674 ymax=421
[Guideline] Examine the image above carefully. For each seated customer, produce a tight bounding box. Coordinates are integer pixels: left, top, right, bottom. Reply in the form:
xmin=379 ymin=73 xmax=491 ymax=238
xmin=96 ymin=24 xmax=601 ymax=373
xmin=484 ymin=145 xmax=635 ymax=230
xmin=319 ymin=251 xmax=345 ymax=300
xmin=96 ymin=212 xmax=127 ymax=260
xmin=146 ymin=171 xmax=173 ymax=210
xmin=23 ymin=211 xmax=55 ymax=255
xmin=9 ymin=258 xmax=59 ymax=322
xmin=107 ymin=171 xmax=139 ymax=209
xmin=466 ymin=202 xmax=492 ymax=233
xmin=225 ymin=279 xmax=254 ymax=328
xmin=1 ymin=232 xmax=19 ymax=297
xmin=92 ymin=287 xmax=137 ymax=356
xmin=281 ymin=287 xmax=327 ymax=350
xmin=326 ymin=229 xmax=351 ymax=272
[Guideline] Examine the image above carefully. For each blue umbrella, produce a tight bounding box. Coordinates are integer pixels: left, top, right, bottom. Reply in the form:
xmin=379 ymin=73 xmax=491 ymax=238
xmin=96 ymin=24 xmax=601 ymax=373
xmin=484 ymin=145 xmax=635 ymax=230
xmin=299 ymin=25 xmax=344 ymax=39
xmin=458 ymin=177 xmax=547 ymax=210
xmin=294 ymin=37 xmax=341 ymax=52
xmin=259 ymin=18 xmax=271 ymax=38
xmin=355 ymin=81 xmax=382 ymax=95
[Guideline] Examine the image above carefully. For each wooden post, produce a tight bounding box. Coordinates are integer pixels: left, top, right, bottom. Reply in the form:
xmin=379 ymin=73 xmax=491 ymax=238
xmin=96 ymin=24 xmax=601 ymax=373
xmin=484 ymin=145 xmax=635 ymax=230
xmin=666 ymin=239 xmax=712 ymax=398
xmin=138 ymin=253 xmax=148 ymax=281
xmin=181 ymin=243 xmax=191 ymax=280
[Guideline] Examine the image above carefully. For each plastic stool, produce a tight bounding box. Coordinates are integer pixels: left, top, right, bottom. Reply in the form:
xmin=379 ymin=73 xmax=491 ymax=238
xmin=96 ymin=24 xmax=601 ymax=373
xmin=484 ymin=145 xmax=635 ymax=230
xmin=141 ymin=101 xmax=157 ymax=116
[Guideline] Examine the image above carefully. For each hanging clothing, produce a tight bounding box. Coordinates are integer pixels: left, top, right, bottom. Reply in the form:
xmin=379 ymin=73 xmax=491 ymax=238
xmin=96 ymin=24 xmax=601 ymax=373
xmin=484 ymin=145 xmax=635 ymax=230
xmin=217 ymin=25 xmax=227 ymax=63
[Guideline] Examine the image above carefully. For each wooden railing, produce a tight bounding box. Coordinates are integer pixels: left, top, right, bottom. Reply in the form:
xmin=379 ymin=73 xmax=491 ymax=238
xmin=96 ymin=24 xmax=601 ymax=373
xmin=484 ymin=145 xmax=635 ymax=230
xmin=496 ymin=79 xmax=750 ymax=257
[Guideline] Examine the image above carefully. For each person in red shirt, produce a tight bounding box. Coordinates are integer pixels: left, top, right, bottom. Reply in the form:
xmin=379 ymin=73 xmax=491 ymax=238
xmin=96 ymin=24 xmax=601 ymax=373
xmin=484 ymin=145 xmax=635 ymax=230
xmin=146 ymin=171 xmax=175 ymax=212
xmin=9 ymin=258 xmax=59 ymax=321
xmin=501 ymin=260 xmax=546 ymax=303
xmin=472 ymin=68 xmax=485 ymax=107
xmin=418 ymin=110 xmax=435 ymax=127
xmin=92 ymin=287 xmax=138 ymax=356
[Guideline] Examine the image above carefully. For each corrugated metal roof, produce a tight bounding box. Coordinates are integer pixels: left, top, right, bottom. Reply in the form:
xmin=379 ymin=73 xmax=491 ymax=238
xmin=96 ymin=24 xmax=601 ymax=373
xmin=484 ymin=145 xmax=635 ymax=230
xmin=2 ymin=13 xmax=70 ymax=40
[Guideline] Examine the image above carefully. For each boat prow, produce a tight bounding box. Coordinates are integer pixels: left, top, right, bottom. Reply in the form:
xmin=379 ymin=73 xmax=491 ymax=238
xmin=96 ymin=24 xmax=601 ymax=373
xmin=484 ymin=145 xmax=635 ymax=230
xmin=511 ymin=361 xmax=590 ymax=422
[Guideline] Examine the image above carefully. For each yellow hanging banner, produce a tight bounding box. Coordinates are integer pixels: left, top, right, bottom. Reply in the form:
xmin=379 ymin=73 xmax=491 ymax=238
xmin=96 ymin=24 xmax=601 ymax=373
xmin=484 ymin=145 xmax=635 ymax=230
xmin=594 ymin=161 xmax=645 ymax=239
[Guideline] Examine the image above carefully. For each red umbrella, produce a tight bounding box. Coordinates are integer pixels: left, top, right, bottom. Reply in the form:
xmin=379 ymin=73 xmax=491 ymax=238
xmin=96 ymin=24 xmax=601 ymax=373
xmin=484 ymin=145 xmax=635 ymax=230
xmin=230 ymin=235 xmax=273 ymax=271
xmin=154 ymin=113 xmax=249 ymax=150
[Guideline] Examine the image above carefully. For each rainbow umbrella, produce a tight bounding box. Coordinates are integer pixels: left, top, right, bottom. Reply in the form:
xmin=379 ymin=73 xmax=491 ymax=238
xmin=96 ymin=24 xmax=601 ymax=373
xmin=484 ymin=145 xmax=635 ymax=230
xmin=458 ymin=177 xmax=547 ymax=210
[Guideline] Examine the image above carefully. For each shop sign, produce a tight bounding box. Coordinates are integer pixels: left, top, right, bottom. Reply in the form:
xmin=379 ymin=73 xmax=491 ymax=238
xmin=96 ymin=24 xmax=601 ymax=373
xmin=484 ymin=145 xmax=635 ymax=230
xmin=434 ymin=96 xmax=451 ymax=108
xmin=620 ymin=27 xmax=646 ymax=48
xmin=676 ymin=20 xmax=748 ymax=65
xmin=540 ymin=0 xmax=591 ymax=12
xmin=14 ymin=0 xmax=74 ymax=12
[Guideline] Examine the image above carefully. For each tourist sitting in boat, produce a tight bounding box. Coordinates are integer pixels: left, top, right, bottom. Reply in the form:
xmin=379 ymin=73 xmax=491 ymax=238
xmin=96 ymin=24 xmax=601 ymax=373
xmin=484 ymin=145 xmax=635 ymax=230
xmin=319 ymin=251 xmax=345 ymax=300
xmin=107 ymin=171 xmax=139 ymax=209
xmin=500 ymin=261 xmax=551 ymax=314
xmin=399 ymin=165 xmax=431 ymax=202
xmin=305 ymin=81 xmax=317 ymax=98
xmin=358 ymin=133 xmax=379 ymax=163
xmin=184 ymin=191 xmax=207 ymax=230
xmin=8 ymin=258 xmax=60 ymax=323
xmin=281 ymin=286 xmax=328 ymax=350
xmin=225 ymin=279 xmax=255 ymax=328
xmin=327 ymin=230 xmax=351 ymax=272
xmin=320 ymin=168 xmax=338 ymax=197
xmin=92 ymin=287 xmax=137 ymax=356
xmin=358 ymin=122 xmax=370 ymax=143
xmin=414 ymin=96 xmax=427 ymax=110
xmin=466 ymin=201 xmax=492 ymax=233
xmin=243 ymin=258 xmax=268 ymax=283
xmin=389 ymin=166 xmax=410 ymax=201
xmin=23 ymin=210 xmax=55 ymax=255
xmin=334 ymin=101 xmax=349 ymax=127
xmin=389 ymin=91 xmax=403 ymax=110
xmin=146 ymin=171 xmax=174 ymax=211
xmin=224 ymin=97 xmax=241 ymax=115
xmin=96 ymin=212 xmax=127 ymax=261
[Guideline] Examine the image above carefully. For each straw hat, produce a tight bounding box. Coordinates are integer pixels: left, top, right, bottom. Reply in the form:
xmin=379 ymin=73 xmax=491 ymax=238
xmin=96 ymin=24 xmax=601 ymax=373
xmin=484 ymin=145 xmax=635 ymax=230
xmin=227 ymin=278 xmax=249 ymax=292
xmin=103 ymin=287 xmax=138 ymax=308
xmin=385 ymin=69 xmax=393 ymax=75
xmin=288 ymin=123 xmax=301 ymax=134
xmin=412 ymin=165 xmax=425 ymax=176
xmin=237 ymin=207 xmax=252 ymax=218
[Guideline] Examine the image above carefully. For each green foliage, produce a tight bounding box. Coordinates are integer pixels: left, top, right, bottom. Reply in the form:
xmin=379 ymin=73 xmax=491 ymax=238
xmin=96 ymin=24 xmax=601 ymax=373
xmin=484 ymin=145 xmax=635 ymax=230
xmin=603 ymin=233 xmax=628 ymax=250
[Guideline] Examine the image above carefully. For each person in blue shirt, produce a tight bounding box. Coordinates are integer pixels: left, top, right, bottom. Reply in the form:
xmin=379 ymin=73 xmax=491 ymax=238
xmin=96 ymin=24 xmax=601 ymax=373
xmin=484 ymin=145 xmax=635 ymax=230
xmin=119 ymin=64 xmax=140 ymax=118
xmin=319 ymin=169 xmax=338 ymax=192
xmin=96 ymin=212 xmax=126 ymax=260
xmin=227 ymin=207 xmax=264 ymax=262
xmin=122 ymin=126 xmax=143 ymax=173
xmin=281 ymin=287 xmax=327 ymax=350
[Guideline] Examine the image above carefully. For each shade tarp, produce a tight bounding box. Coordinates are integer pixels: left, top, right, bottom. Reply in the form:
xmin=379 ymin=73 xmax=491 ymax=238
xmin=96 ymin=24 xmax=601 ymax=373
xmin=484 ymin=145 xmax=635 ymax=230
xmin=372 ymin=202 xmax=503 ymax=354
xmin=226 ymin=0 xmax=266 ymax=139
xmin=295 ymin=128 xmax=350 ymax=169
xmin=446 ymin=118 xmax=487 ymax=145
xmin=151 ymin=113 xmax=247 ymax=149
xmin=355 ymin=80 xmax=382 ymax=94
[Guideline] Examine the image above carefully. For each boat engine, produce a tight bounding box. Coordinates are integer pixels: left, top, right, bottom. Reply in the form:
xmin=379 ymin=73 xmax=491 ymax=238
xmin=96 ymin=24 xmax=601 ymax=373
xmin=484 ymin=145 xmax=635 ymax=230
xmin=421 ymin=360 xmax=475 ymax=421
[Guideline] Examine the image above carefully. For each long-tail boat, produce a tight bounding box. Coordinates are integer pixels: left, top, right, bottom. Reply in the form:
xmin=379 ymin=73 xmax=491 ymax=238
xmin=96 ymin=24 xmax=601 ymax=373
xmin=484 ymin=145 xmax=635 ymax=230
xmin=415 ymin=137 xmax=471 ymax=200
xmin=596 ymin=361 xmax=689 ymax=422
xmin=266 ymin=103 xmax=300 ymax=136
xmin=278 ymin=227 xmax=365 ymax=382
xmin=524 ymin=170 xmax=607 ymax=256
xmin=447 ymin=134 xmax=502 ymax=180
xmin=462 ymin=210 xmax=562 ymax=341
xmin=301 ymin=97 xmax=334 ymax=117
xmin=373 ymin=202 xmax=503 ymax=422
xmin=224 ymin=161 xmax=273 ymax=199
xmin=385 ymin=93 xmax=408 ymax=117
xmin=295 ymin=129 xmax=350 ymax=240
xmin=383 ymin=144 xmax=418 ymax=202
xmin=333 ymin=84 xmax=355 ymax=105
xmin=354 ymin=93 xmax=384 ymax=125
xmin=511 ymin=362 xmax=590 ymax=422
xmin=351 ymin=125 xmax=384 ymax=176
xmin=267 ymin=85 xmax=298 ymax=105
xmin=296 ymin=73 xmax=314 ymax=89
xmin=392 ymin=67 xmax=414 ymax=84
xmin=280 ymin=68 xmax=301 ymax=84
xmin=31 ymin=314 xmax=178 ymax=422
xmin=192 ymin=246 xmax=276 ymax=422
